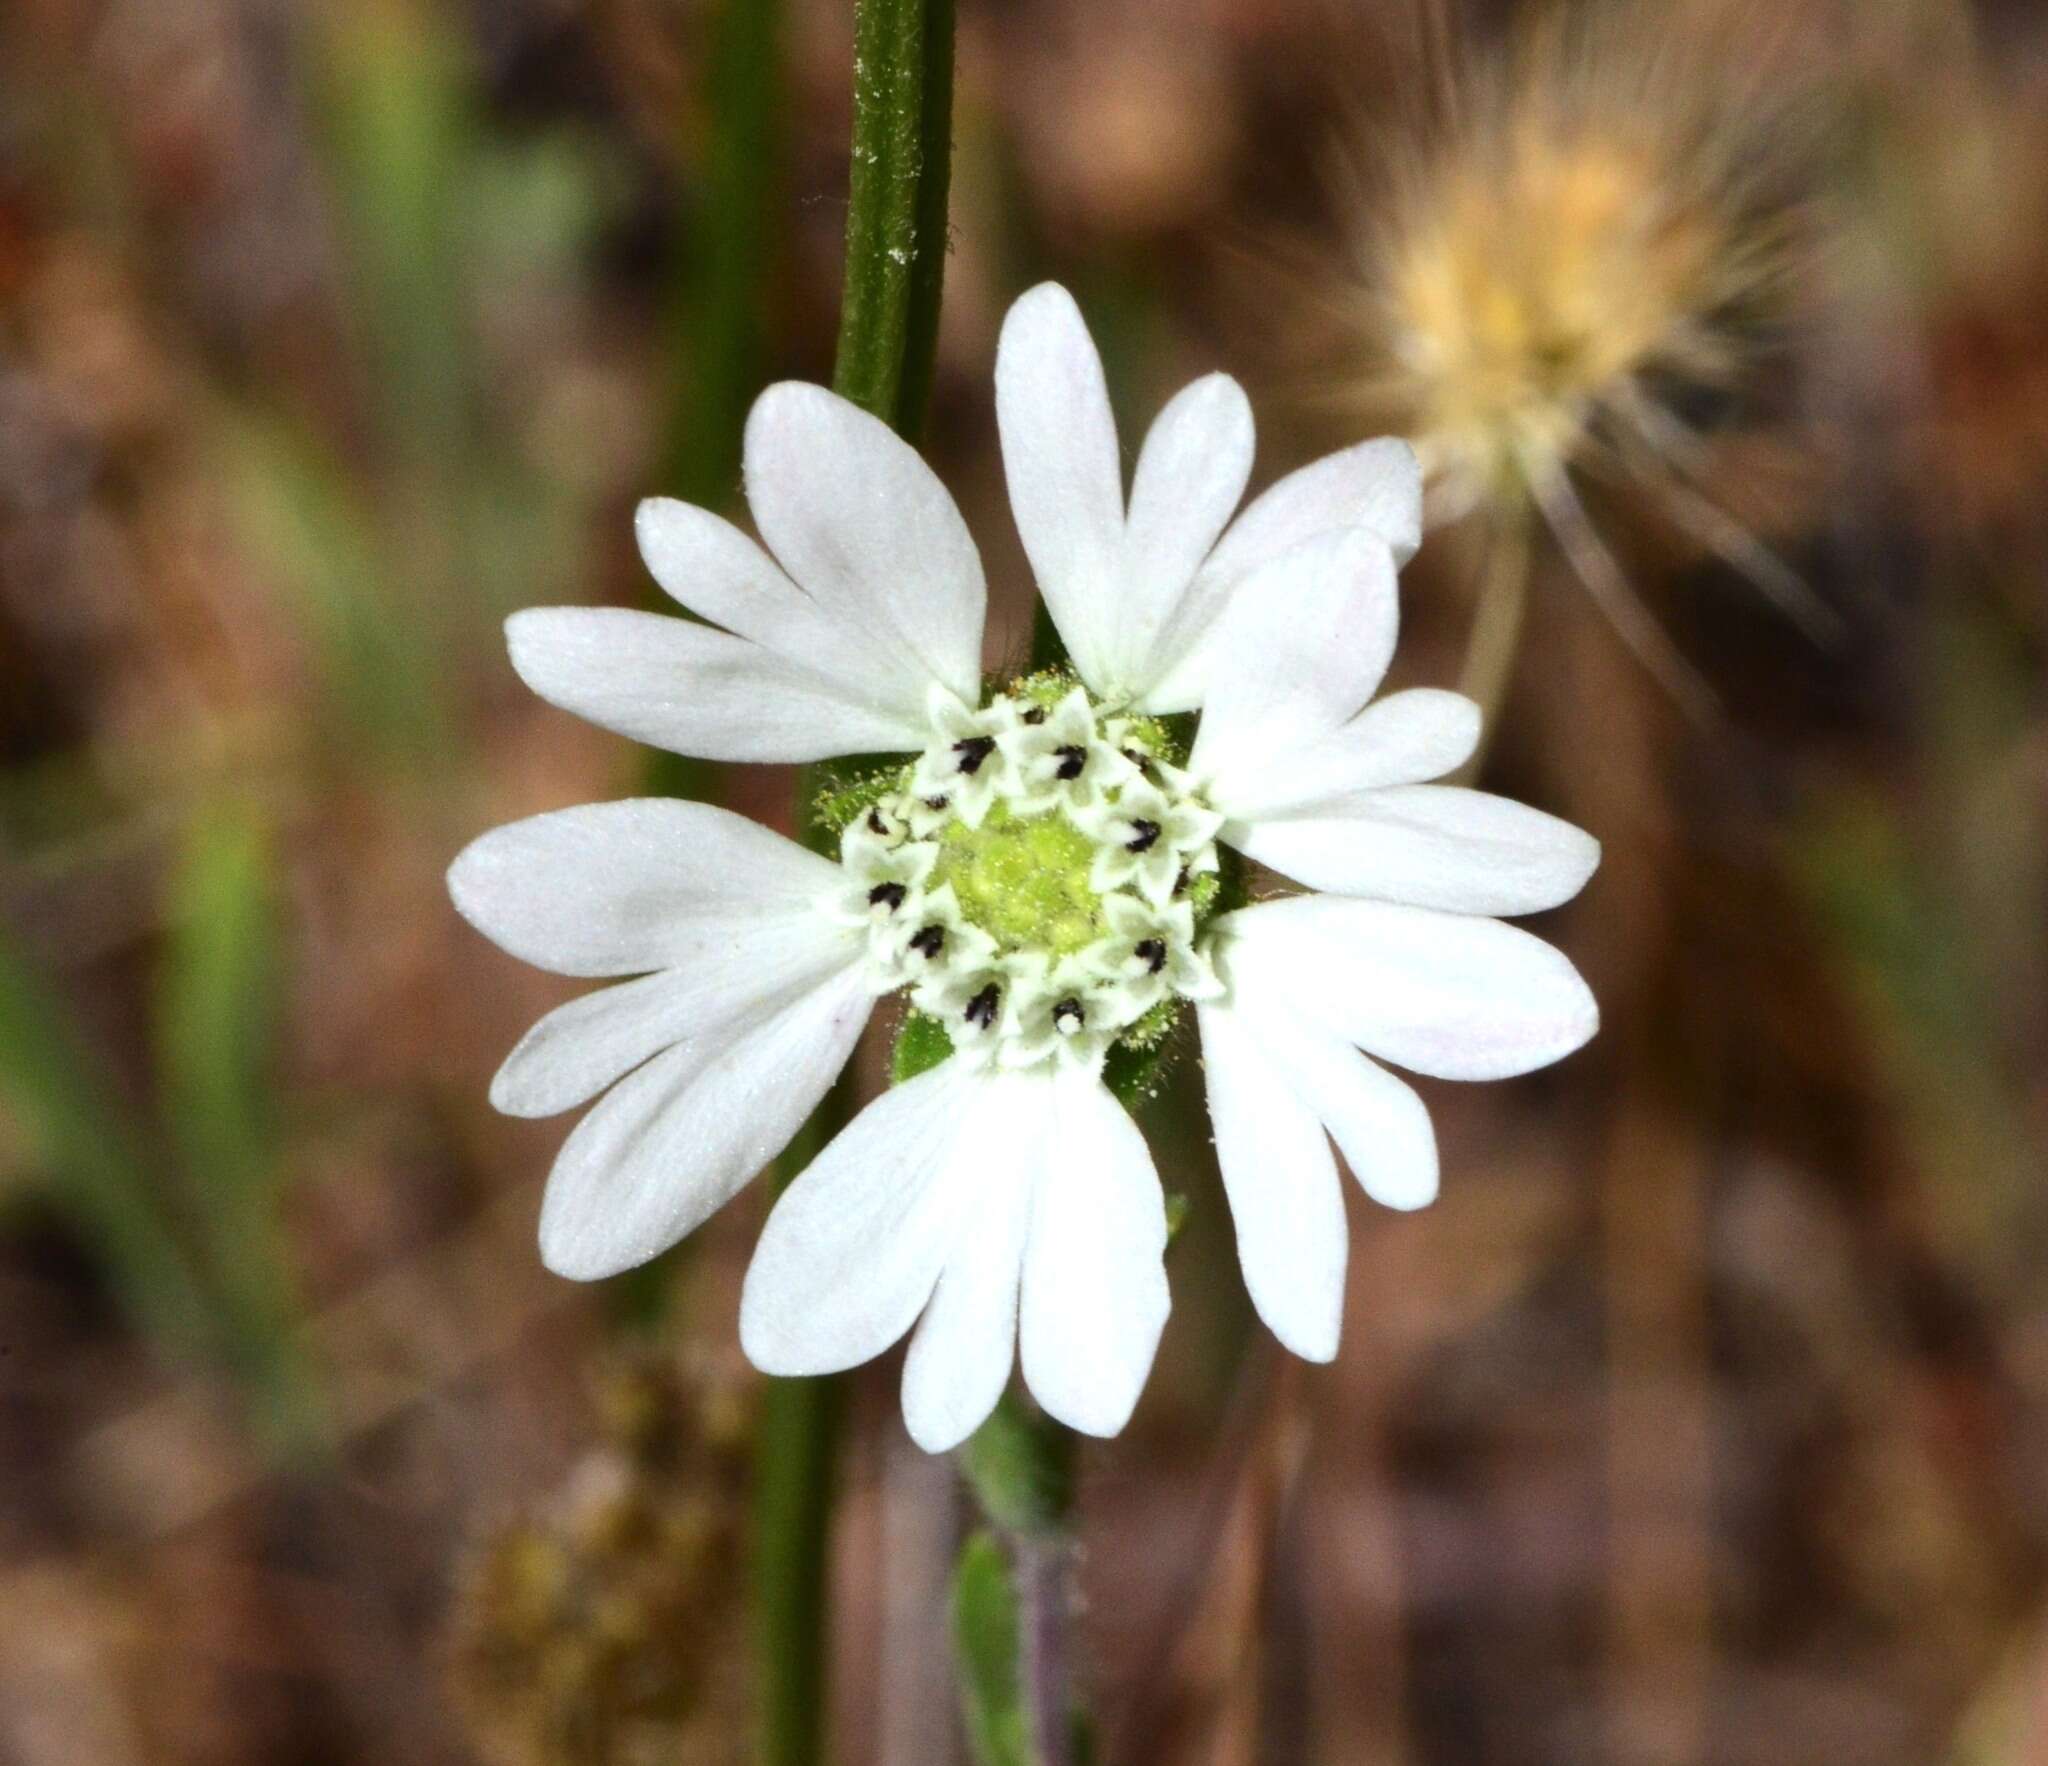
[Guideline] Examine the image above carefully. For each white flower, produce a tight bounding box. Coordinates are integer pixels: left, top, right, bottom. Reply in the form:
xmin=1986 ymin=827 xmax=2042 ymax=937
xmin=449 ymin=283 xmax=1601 ymax=1453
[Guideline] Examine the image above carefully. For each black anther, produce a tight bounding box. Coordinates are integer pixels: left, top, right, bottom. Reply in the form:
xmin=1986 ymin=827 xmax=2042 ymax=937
xmin=963 ymin=983 xmax=1001 ymax=1030
xmin=1054 ymin=745 xmax=1087 ymax=781
xmin=1125 ymin=818 xmax=1162 ymax=854
xmin=953 ymin=735 xmax=997 ymax=775
xmin=1135 ymin=938 xmax=1167 ymax=975
xmin=908 ymin=925 xmax=946 ymax=959
xmin=867 ymin=881 xmax=906 ymax=912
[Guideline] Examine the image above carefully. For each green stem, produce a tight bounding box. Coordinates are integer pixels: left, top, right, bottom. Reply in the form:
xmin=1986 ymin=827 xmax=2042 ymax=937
xmin=958 ymin=1396 xmax=1081 ymax=1765
xmin=1015 ymin=1516 xmax=1078 ymax=1766
xmin=833 ymin=0 xmax=955 ymax=434
xmin=750 ymin=5 xmax=956 ymax=1762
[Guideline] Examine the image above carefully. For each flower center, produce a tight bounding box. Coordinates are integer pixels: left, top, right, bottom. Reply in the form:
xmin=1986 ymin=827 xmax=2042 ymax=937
xmin=932 ymin=803 xmax=1101 ymax=957
xmin=830 ymin=678 xmax=1228 ymax=1072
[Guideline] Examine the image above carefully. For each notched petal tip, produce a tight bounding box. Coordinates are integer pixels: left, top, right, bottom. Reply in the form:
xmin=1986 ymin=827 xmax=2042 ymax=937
xmin=740 ymin=381 xmax=872 ymax=501
xmin=502 ymin=603 xmax=544 ymax=655
xmin=487 ymin=1010 xmax=611 ymax=1119
xmin=1176 ymin=368 xmax=1253 ymax=422
xmin=995 ymin=283 xmax=1107 ymax=415
xmin=1435 ymin=690 xmax=1485 ymax=744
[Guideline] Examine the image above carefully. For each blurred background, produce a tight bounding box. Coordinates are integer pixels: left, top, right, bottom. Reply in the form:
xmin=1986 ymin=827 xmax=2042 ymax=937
xmin=2 ymin=0 xmax=2047 ymax=1760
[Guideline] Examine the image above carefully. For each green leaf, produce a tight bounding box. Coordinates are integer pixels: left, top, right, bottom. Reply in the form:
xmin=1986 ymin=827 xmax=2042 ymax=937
xmin=0 ymin=925 xmax=212 ymax=1363
xmin=307 ymin=0 xmax=474 ymax=469
xmin=214 ymin=411 xmax=444 ymax=760
xmin=156 ymin=802 xmax=322 ymax=1445
xmin=160 ymin=804 xmax=277 ymax=1192
xmin=951 ymin=1530 xmax=1029 ymax=1766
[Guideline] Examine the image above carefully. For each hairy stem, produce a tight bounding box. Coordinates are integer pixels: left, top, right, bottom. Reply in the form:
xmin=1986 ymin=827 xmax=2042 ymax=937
xmin=833 ymin=0 xmax=955 ymax=435
xmin=959 ymin=1395 xmax=1080 ymax=1764
xmin=752 ymin=3 xmax=956 ymax=1761
xmin=1016 ymin=1531 xmax=1076 ymax=1766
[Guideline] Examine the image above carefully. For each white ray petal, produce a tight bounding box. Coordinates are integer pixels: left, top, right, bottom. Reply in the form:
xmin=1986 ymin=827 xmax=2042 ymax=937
xmin=900 ymin=1076 xmax=1037 ymax=1452
xmin=1214 ymin=688 xmax=1481 ymax=819
xmin=1187 ymin=529 xmax=1400 ymax=799
xmin=1018 ymin=1069 xmax=1171 ymax=1436
xmin=537 ymin=960 xmax=873 ymax=1279
xmin=995 ymin=283 xmax=1127 ymax=697
xmin=1218 ymin=894 xmax=1598 ymax=1082
xmin=1228 ymin=984 xmax=1441 ymax=1213
xmin=1113 ymin=372 xmax=1255 ymax=701
xmin=508 ymin=607 xmax=933 ymax=763
xmin=448 ymin=798 xmax=846 ymax=979
xmin=743 ymin=382 xmax=986 ymax=707
xmin=1140 ymin=437 xmax=1422 ymax=711
xmin=1198 ymin=1001 xmax=1347 ymax=1361
xmin=1208 ymin=437 xmax=1422 ymax=575
xmin=634 ymin=497 xmax=940 ymax=728
xmin=490 ymin=909 xmax=867 ymax=1119
xmin=1231 ymin=785 xmax=1600 ymax=916
xmin=739 ymin=1062 xmax=978 ymax=1376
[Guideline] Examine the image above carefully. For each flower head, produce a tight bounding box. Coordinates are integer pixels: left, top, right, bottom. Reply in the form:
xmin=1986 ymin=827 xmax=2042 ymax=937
xmin=450 ymin=283 xmax=1600 ymax=1452
xmin=1329 ymin=5 xmax=1832 ymax=704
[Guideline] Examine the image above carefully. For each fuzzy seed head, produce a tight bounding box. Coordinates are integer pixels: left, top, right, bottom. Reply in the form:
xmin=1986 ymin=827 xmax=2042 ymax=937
xmin=1337 ymin=8 xmax=1806 ymax=522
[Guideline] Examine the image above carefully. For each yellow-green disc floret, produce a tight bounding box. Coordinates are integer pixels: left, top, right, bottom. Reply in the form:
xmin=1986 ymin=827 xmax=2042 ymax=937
xmin=932 ymin=801 xmax=1103 ymax=956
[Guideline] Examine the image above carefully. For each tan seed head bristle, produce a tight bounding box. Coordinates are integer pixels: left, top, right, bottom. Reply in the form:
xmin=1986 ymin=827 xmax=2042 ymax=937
xmin=1341 ymin=7 xmax=1805 ymax=519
